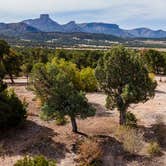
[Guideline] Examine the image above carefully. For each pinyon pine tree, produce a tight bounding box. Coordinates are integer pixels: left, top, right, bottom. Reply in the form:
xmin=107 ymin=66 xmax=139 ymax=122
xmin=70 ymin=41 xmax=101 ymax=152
xmin=31 ymin=61 xmax=95 ymax=133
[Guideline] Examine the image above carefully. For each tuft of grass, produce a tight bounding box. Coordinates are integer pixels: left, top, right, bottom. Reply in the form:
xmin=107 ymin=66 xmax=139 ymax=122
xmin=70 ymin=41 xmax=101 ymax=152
xmin=147 ymin=142 xmax=161 ymax=156
xmin=115 ymin=126 xmax=144 ymax=154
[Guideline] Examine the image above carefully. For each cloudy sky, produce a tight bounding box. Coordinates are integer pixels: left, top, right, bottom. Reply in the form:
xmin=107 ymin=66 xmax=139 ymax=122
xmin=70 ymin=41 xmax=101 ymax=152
xmin=0 ymin=0 xmax=165 ymax=30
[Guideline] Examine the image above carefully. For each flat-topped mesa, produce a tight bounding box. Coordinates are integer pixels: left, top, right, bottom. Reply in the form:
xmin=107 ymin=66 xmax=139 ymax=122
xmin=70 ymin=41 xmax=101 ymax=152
xmin=40 ymin=14 xmax=50 ymax=20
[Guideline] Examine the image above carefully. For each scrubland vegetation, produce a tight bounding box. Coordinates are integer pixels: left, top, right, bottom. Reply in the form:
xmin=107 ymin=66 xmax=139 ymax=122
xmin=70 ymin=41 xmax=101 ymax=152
xmin=0 ymin=40 xmax=166 ymax=165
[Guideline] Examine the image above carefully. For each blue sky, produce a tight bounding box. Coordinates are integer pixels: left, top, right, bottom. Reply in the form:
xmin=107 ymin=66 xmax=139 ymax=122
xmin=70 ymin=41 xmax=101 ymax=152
xmin=0 ymin=0 xmax=165 ymax=30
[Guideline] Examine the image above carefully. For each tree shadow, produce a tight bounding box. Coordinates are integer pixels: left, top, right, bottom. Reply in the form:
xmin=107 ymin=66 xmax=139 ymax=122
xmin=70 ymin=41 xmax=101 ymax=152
xmin=155 ymin=90 xmax=166 ymax=94
xmin=75 ymin=131 xmax=88 ymax=137
xmin=0 ymin=120 xmax=68 ymax=163
xmin=139 ymin=123 xmax=166 ymax=150
xmin=90 ymin=103 xmax=114 ymax=117
xmin=94 ymin=134 xmax=158 ymax=166
xmin=8 ymin=82 xmax=28 ymax=86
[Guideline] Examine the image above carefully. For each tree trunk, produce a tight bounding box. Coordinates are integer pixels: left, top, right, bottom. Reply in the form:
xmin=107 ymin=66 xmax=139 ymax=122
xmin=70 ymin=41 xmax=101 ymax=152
xmin=116 ymin=94 xmax=127 ymax=125
xmin=70 ymin=116 xmax=78 ymax=133
xmin=26 ymin=75 xmax=29 ymax=86
xmin=9 ymin=73 xmax=14 ymax=84
xmin=119 ymin=109 xmax=126 ymax=125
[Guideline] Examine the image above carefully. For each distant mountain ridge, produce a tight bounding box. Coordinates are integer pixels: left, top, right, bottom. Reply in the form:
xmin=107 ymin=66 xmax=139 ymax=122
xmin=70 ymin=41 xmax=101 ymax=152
xmin=23 ymin=14 xmax=63 ymax=32
xmin=0 ymin=22 xmax=40 ymax=36
xmin=126 ymin=28 xmax=166 ymax=38
xmin=0 ymin=14 xmax=166 ymax=38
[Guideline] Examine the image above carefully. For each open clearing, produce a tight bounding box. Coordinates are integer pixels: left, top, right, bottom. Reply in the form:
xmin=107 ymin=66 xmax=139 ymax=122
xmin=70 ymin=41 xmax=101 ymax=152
xmin=0 ymin=77 xmax=166 ymax=166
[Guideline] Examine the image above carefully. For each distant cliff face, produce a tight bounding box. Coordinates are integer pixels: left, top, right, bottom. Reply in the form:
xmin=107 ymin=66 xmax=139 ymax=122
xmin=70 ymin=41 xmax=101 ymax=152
xmin=79 ymin=23 xmax=132 ymax=37
xmin=23 ymin=14 xmax=63 ymax=32
xmin=0 ymin=14 xmax=166 ymax=38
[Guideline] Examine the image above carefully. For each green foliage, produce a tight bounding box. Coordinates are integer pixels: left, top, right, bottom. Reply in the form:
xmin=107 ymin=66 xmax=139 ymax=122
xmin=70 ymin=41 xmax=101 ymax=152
xmin=80 ymin=67 xmax=98 ymax=92
xmin=0 ymin=40 xmax=10 ymax=79
xmin=50 ymin=58 xmax=81 ymax=90
xmin=21 ymin=63 xmax=33 ymax=78
xmin=126 ymin=112 xmax=137 ymax=127
xmin=14 ymin=155 xmax=56 ymax=166
xmin=39 ymin=104 xmax=57 ymax=121
xmin=17 ymin=47 xmax=52 ymax=77
xmin=142 ymin=49 xmax=166 ymax=75
xmin=3 ymin=49 xmax=21 ymax=82
xmin=31 ymin=59 xmax=95 ymax=132
xmin=40 ymin=106 xmax=67 ymax=126
xmin=0 ymin=40 xmax=21 ymax=83
xmin=55 ymin=49 xmax=103 ymax=69
xmin=0 ymin=88 xmax=27 ymax=128
xmin=55 ymin=115 xmax=67 ymax=126
xmin=0 ymin=40 xmax=27 ymax=129
xmin=147 ymin=142 xmax=161 ymax=156
xmin=0 ymin=62 xmax=6 ymax=79
xmin=95 ymin=46 xmax=156 ymax=125
xmin=0 ymin=40 xmax=10 ymax=57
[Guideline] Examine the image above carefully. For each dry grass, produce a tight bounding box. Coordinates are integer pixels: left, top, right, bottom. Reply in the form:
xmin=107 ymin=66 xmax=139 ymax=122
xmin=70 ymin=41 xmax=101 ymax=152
xmin=77 ymin=139 xmax=103 ymax=166
xmin=114 ymin=126 xmax=144 ymax=154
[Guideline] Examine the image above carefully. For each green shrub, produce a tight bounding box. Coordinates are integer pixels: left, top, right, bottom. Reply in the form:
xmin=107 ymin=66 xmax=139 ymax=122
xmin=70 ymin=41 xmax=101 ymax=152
xmin=14 ymin=155 xmax=56 ymax=166
xmin=80 ymin=67 xmax=98 ymax=92
xmin=0 ymin=89 xmax=27 ymax=128
xmin=126 ymin=112 xmax=137 ymax=127
xmin=147 ymin=142 xmax=161 ymax=156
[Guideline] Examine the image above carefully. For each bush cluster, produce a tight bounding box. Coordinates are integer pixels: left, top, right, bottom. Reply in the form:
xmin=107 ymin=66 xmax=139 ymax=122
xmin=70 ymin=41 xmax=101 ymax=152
xmin=0 ymin=88 xmax=27 ymax=129
xmin=14 ymin=155 xmax=56 ymax=166
xmin=126 ymin=112 xmax=137 ymax=127
xmin=147 ymin=142 xmax=161 ymax=156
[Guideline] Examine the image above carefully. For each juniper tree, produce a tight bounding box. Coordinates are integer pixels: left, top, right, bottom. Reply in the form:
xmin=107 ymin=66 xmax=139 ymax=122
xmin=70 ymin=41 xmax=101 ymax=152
xmin=95 ymin=46 xmax=156 ymax=125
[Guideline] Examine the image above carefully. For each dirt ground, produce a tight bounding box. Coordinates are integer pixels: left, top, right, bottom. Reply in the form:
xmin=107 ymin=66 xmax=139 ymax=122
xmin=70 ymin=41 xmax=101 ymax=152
xmin=0 ymin=77 xmax=166 ymax=166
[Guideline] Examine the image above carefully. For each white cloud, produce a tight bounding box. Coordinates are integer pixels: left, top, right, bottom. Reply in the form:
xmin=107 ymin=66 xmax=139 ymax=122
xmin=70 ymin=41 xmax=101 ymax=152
xmin=0 ymin=0 xmax=109 ymax=13
xmin=0 ymin=0 xmax=165 ymax=18
xmin=0 ymin=0 xmax=165 ymax=29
